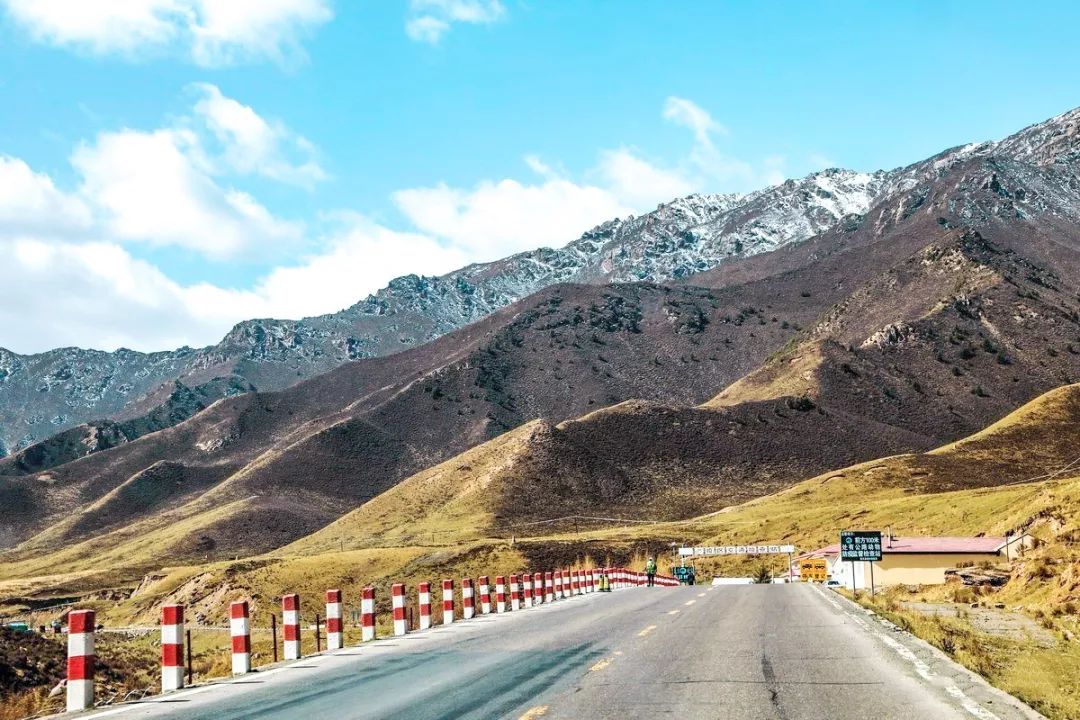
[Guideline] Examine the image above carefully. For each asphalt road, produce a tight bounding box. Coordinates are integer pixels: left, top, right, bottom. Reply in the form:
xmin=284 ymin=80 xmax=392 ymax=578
xmin=74 ymin=584 xmax=1043 ymax=720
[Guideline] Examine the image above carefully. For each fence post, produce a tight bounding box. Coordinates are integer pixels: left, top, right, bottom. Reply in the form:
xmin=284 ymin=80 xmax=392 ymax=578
xmin=418 ymin=582 xmax=432 ymax=630
xmin=462 ymin=579 xmax=475 ymax=620
xmin=282 ymin=594 xmax=301 ymax=661
xmin=230 ymin=601 xmax=251 ymax=675
xmin=66 ymin=609 xmax=95 ymax=712
xmin=270 ymin=613 xmax=278 ymax=663
xmin=361 ymin=587 xmax=376 ymax=642
xmin=442 ymin=579 xmax=455 ymax=624
xmin=478 ymin=576 xmax=491 ymax=615
xmin=392 ymin=583 xmax=408 ymax=636
xmin=185 ymin=629 xmax=193 ymax=686
xmin=161 ymin=604 xmax=184 ymax=692
xmin=326 ymin=590 xmax=343 ymax=650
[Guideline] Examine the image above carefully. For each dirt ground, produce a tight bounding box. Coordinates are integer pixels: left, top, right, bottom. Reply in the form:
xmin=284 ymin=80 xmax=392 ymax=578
xmin=900 ymin=601 xmax=1057 ymax=647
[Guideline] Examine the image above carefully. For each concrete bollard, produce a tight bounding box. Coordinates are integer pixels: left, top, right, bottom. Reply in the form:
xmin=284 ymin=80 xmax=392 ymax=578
xmin=230 ymin=601 xmax=251 ymax=675
xmin=510 ymin=574 xmax=521 ymax=611
xmin=496 ymin=576 xmax=507 ymax=613
xmin=66 ymin=609 xmax=95 ymax=712
xmin=361 ymin=586 xmax=376 ymax=642
xmin=418 ymin=582 xmax=433 ymax=630
xmin=442 ymin=579 xmax=455 ymax=624
xmin=553 ymin=570 xmax=562 ymax=599
xmin=462 ymin=578 xmax=475 ymax=620
xmin=545 ymin=571 xmax=554 ymax=603
xmin=161 ymin=604 xmax=184 ymax=692
xmin=392 ymin=583 xmax=408 ymax=636
xmin=282 ymin=594 xmax=301 ymax=661
xmin=478 ymin=576 xmax=491 ymax=615
xmin=326 ymin=590 xmax=343 ymax=650
xmin=533 ymin=572 xmax=544 ymax=605
xmin=522 ymin=574 xmax=533 ymax=608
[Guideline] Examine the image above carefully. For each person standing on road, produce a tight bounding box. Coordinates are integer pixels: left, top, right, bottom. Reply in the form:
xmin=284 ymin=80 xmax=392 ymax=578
xmin=646 ymin=556 xmax=657 ymax=586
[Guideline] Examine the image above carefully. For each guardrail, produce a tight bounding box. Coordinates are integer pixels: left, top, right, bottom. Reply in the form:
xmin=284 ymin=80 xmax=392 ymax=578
xmin=58 ymin=566 xmax=679 ymax=713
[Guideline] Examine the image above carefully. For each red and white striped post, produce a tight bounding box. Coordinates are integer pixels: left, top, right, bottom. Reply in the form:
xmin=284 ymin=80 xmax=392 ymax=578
xmin=586 ymin=569 xmax=595 ymax=593
xmin=533 ymin=572 xmax=544 ymax=605
xmin=510 ymin=574 xmax=521 ymax=611
xmin=326 ymin=590 xmax=343 ymax=650
xmin=230 ymin=600 xmax=251 ymax=675
xmin=545 ymin=571 xmax=554 ymax=603
xmin=496 ymin=576 xmax=507 ymax=613
xmin=563 ymin=569 xmax=571 ymax=598
xmin=478 ymin=576 xmax=491 ymax=614
xmin=462 ymin=578 xmax=476 ymax=619
xmin=418 ymin=582 xmax=433 ymax=630
xmin=66 ymin=609 xmax=95 ymax=712
xmin=161 ymin=604 xmax=184 ymax=692
xmin=392 ymin=583 xmax=408 ymax=636
xmin=573 ymin=570 xmax=581 ymax=596
xmin=361 ymin=586 xmax=376 ymax=642
xmin=282 ymin=594 xmax=301 ymax=660
xmin=522 ymin=574 xmax=533 ymax=608
xmin=442 ymin=579 xmax=455 ymax=624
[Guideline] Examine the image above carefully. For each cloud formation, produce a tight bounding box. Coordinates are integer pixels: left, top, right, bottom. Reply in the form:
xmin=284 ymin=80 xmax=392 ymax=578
xmin=0 ymin=92 xmax=791 ymax=354
xmin=405 ymin=0 xmax=504 ymax=44
xmin=192 ymin=83 xmax=327 ymax=187
xmin=1 ymin=0 xmax=332 ymax=66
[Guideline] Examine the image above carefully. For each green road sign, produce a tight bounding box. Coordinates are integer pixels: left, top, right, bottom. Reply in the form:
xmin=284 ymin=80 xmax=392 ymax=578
xmin=840 ymin=530 xmax=882 ymax=562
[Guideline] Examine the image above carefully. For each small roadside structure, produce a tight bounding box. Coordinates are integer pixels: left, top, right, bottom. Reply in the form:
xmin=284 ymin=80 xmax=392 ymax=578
xmin=799 ymin=534 xmax=1032 ymax=589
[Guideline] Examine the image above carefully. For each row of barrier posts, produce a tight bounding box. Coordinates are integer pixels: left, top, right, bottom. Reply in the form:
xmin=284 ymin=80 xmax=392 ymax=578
xmin=61 ymin=567 xmax=679 ymax=712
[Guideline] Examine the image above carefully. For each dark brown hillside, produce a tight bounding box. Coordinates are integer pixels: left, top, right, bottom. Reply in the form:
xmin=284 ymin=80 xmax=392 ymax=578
xmin=0 ymin=281 xmax=824 ymax=561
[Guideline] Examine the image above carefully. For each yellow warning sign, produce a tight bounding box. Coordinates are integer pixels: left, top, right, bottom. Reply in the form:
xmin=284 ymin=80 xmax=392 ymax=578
xmin=800 ymin=558 xmax=828 ymax=582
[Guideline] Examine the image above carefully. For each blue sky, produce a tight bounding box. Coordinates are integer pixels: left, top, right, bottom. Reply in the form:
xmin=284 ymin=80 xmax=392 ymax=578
xmin=0 ymin=1 xmax=1077 ymax=354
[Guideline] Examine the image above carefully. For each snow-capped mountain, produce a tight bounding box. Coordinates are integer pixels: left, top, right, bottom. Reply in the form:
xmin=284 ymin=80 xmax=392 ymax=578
xmin=1 ymin=105 xmax=1078 ymax=457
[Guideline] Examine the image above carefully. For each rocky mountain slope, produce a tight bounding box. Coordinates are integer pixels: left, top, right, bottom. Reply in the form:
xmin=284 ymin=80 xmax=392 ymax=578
xmin=0 ymin=169 xmax=885 ymax=457
xmin=1 ymin=106 xmax=1079 ymax=588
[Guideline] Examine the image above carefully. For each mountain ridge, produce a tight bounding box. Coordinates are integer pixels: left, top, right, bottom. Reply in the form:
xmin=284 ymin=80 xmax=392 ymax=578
xmin=0 ymin=167 xmax=892 ymax=455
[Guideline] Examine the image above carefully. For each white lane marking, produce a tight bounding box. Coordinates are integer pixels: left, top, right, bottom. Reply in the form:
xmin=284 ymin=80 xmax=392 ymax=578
xmin=813 ymin=586 xmax=1000 ymax=720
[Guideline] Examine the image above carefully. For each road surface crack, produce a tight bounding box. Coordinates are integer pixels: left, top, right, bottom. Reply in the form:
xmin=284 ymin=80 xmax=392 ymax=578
xmin=761 ymin=655 xmax=791 ymax=720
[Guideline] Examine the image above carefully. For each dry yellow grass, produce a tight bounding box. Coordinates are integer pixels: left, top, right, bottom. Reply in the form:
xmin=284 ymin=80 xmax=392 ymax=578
xmin=281 ymin=421 xmax=546 ymax=555
xmin=702 ymin=341 xmax=824 ymax=407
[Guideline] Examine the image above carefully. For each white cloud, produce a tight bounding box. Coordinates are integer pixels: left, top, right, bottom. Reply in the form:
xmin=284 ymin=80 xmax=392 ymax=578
xmin=72 ymin=127 xmax=302 ymax=259
xmin=405 ymin=0 xmax=504 ymax=44
xmin=0 ymin=215 xmax=469 ymax=353
xmin=248 ymin=214 xmax=468 ymax=319
xmin=0 ymin=156 xmax=93 ymax=237
xmin=1 ymin=0 xmax=332 ymax=66
xmin=0 ymin=93 xmax=801 ymax=354
xmin=595 ymin=148 xmax=696 ymax=209
xmin=663 ymin=96 xmax=727 ymax=147
xmin=393 ymin=177 xmax=633 ymax=260
xmin=192 ymin=83 xmax=326 ymax=187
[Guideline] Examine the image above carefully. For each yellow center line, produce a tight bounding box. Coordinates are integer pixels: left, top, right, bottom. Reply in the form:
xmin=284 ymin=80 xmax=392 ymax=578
xmin=697 ymin=592 xmax=706 ymax=597
xmin=519 ymin=707 xmax=549 ymax=720
xmin=589 ymin=658 xmax=612 ymax=673
xmin=667 ymin=609 xmax=680 ymax=615
xmin=684 ymin=599 xmax=696 ymax=606
xmin=637 ymin=624 xmax=657 ymax=637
